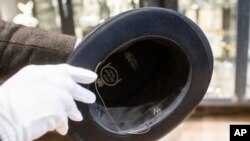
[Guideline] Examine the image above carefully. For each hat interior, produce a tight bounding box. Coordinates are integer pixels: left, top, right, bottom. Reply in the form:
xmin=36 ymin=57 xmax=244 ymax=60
xmin=89 ymin=36 xmax=191 ymax=135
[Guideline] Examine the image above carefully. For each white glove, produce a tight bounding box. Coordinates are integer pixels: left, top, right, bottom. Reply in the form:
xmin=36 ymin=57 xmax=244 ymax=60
xmin=0 ymin=64 xmax=97 ymax=141
xmin=74 ymin=38 xmax=82 ymax=50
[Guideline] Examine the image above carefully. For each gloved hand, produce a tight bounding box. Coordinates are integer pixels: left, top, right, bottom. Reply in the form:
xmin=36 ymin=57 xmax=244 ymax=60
xmin=0 ymin=64 xmax=97 ymax=141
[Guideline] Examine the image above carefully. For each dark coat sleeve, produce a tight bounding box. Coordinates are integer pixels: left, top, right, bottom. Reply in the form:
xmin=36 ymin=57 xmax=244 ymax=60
xmin=0 ymin=20 xmax=76 ymax=81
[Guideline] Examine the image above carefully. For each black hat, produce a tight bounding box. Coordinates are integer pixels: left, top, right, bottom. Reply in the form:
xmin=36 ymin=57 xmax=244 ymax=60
xmin=67 ymin=7 xmax=213 ymax=141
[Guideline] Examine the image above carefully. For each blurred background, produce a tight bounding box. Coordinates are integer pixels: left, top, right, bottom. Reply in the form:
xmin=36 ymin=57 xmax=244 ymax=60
xmin=0 ymin=0 xmax=249 ymax=141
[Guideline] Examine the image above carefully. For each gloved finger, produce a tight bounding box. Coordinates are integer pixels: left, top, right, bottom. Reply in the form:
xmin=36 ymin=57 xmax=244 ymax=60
xmin=71 ymin=84 xmax=96 ymax=103
xmin=55 ymin=114 xmax=69 ymax=135
xmin=59 ymin=64 xmax=97 ymax=84
xmin=56 ymin=89 xmax=83 ymax=121
xmin=60 ymin=92 xmax=83 ymax=121
xmin=67 ymin=105 xmax=83 ymax=122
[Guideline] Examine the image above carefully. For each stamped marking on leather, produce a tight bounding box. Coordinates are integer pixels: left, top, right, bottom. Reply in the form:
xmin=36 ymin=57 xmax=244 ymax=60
xmin=96 ymin=78 xmax=105 ymax=87
xmin=99 ymin=63 xmax=122 ymax=87
xmin=153 ymin=107 xmax=161 ymax=116
xmin=124 ymin=52 xmax=138 ymax=70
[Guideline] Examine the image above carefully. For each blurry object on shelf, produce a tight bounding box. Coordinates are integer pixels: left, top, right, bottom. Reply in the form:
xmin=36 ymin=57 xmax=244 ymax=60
xmin=79 ymin=0 xmax=100 ymax=35
xmin=13 ymin=1 xmax=38 ymax=27
xmin=98 ymin=0 xmax=110 ymax=21
xmin=33 ymin=0 xmax=61 ymax=32
xmin=74 ymin=0 xmax=139 ymax=37
xmin=179 ymin=0 xmax=237 ymax=99
xmin=0 ymin=0 xmax=18 ymax=21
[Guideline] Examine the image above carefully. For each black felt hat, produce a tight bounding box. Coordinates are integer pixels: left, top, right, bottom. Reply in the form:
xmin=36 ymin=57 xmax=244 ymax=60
xmin=67 ymin=7 xmax=213 ymax=141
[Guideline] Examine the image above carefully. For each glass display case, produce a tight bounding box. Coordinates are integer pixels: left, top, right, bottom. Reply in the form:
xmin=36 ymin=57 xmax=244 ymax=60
xmin=179 ymin=0 xmax=237 ymax=99
xmin=72 ymin=0 xmax=140 ymax=37
xmin=0 ymin=0 xmax=249 ymax=105
xmin=34 ymin=0 xmax=61 ymax=31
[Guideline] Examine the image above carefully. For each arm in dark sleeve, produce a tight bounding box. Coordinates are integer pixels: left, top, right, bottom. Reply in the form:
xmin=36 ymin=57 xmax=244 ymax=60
xmin=0 ymin=20 xmax=77 ymax=81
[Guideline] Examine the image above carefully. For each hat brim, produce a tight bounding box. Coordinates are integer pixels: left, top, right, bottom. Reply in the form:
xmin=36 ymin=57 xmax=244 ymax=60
xmin=67 ymin=7 xmax=213 ymax=141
